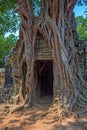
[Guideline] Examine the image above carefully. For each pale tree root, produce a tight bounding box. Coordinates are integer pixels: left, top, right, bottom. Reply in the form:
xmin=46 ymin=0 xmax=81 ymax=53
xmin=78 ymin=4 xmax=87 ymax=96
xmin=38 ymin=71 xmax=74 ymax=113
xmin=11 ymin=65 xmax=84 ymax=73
xmin=10 ymin=0 xmax=87 ymax=120
xmin=11 ymin=95 xmax=32 ymax=113
xmin=11 ymin=105 xmax=25 ymax=113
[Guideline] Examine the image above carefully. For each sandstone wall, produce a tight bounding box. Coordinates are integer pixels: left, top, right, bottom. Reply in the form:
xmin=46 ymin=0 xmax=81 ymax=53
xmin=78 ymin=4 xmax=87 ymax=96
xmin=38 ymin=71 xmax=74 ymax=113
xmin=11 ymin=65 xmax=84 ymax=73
xmin=76 ymin=40 xmax=87 ymax=80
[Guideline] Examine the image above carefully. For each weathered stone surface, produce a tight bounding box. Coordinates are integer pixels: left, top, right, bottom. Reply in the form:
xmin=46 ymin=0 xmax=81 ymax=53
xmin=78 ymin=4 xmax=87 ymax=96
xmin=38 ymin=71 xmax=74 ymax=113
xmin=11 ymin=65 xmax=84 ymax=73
xmin=35 ymin=37 xmax=52 ymax=60
xmin=2 ymin=39 xmax=87 ymax=105
xmin=3 ymin=47 xmax=22 ymax=105
xmin=4 ymin=54 xmax=13 ymax=88
xmin=76 ymin=40 xmax=87 ymax=80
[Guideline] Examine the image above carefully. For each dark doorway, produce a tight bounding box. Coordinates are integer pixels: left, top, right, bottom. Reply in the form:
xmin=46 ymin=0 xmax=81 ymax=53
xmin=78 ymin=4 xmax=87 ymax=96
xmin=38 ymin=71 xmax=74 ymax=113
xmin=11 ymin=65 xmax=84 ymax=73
xmin=35 ymin=60 xmax=53 ymax=99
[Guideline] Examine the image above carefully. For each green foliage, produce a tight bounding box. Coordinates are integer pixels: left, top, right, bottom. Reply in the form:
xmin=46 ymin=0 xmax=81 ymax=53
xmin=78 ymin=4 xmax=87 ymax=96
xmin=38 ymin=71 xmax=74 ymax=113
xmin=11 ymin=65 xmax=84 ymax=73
xmin=0 ymin=34 xmax=17 ymax=67
xmin=0 ymin=0 xmax=19 ymax=67
xmin=0 ymin=0 xmax=20 ymax=36
xmin=76 ymin=16 xmax=87 ymax=40
xmin=0 ymin=0 xmax=42 ymax=67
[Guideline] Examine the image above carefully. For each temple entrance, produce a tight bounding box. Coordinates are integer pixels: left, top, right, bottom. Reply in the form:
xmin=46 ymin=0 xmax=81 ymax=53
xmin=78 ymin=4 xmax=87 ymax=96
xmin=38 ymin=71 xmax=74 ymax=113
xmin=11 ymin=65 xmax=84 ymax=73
xmin=35 ymin=60 xmax=53 ymax=101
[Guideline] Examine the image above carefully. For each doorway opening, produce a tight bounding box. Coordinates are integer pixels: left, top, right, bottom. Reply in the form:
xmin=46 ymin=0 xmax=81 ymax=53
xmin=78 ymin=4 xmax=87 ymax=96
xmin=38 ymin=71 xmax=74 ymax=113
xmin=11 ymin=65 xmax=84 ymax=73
xmin=35 ymin=60 xmax=53 ymax=100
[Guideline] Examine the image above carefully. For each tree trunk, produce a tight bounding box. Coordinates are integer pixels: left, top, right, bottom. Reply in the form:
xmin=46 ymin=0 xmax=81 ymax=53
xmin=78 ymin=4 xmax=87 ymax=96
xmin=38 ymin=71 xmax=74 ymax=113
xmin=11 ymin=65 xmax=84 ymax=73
xmin=11 ymin=0 xmax=87 ymax=117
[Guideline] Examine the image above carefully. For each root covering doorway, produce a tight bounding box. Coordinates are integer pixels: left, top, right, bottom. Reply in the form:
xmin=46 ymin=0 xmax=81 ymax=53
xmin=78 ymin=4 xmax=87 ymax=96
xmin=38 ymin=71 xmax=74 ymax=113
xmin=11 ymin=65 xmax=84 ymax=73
xmin=35 ymin=60 xmax=53 ymax=103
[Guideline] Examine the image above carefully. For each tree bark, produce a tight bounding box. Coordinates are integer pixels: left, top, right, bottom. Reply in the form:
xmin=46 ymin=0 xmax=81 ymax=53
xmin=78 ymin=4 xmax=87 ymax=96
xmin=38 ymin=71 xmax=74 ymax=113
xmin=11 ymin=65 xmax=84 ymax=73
xmin=12 ymin=0 xmax=87 ymax=117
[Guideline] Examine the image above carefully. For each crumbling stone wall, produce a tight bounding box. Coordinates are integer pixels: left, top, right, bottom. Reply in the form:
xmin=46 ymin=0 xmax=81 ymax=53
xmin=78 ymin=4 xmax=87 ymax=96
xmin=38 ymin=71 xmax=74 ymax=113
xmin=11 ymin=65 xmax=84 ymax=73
xmin=76 ymin=40 xmax=87 ymax=80
xmin=3 ymin=47 xmax=22 ymax=105
xmin=4 ymin=55 xmax=13 ymax=89
xmin=2 ymin=11 xmax=87 ymax=105
xmin=3 ymin=40 xmax=87 ymax=105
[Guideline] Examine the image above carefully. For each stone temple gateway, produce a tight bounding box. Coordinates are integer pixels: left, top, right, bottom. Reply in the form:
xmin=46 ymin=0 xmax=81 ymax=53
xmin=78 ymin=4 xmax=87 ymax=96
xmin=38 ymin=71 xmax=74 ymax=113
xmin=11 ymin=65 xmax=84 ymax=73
xmin=34 ymin=34 xmax=54 ymax=100
xmin=1 ymin=0 xmax=87 ymax=118
xmin=3 ymin=35 xmax=87 ymax=105
xmin=3 ymin=34 xmax=56 ymax=104
xmin=2 ymin=1 xmax=87 ymax=107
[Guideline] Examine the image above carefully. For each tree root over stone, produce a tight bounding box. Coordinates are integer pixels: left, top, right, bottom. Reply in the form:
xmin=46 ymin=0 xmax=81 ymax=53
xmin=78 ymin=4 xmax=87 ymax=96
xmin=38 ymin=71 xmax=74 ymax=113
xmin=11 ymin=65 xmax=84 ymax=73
xmin=9 ymin=0 xmax=87 ymax=120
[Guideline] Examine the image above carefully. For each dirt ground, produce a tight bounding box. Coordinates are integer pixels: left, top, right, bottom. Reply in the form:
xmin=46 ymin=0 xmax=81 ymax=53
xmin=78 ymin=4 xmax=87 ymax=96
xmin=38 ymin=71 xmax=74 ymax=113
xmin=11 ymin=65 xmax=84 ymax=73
xmin=0 ymin=73 xmax=87 ymax=130
xmin=0 ymin=100 xmax=87 ymax=130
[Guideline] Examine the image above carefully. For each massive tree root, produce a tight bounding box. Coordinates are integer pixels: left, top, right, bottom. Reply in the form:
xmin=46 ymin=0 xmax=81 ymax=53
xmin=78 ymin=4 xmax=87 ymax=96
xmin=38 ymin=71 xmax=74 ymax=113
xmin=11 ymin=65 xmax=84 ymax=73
xmin=12 ymin=0 xmax=87 ymax=118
